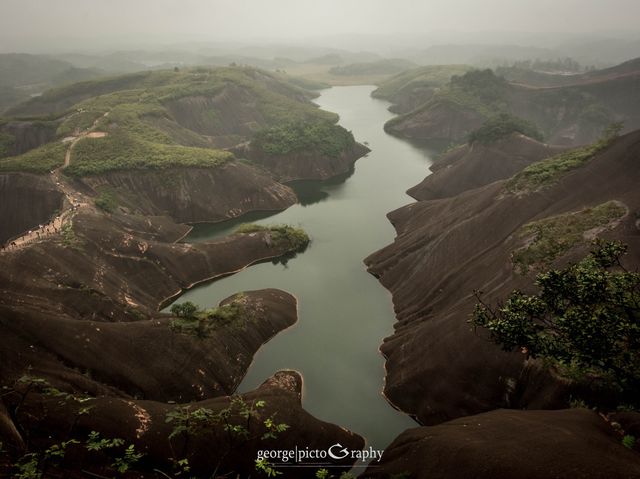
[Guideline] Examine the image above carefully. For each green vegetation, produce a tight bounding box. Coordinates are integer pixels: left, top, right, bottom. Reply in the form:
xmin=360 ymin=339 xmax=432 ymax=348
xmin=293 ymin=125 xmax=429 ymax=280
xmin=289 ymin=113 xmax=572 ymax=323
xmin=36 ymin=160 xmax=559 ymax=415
xmin=169 ymin=298 xmax=244 ymax=337
xmin=468 ymin=113 xmax=544 ymax=144
xmin=450 ymin=69 xmax=508 ymax=105
xmin=235 ymin=224 xmax=310 ymax=251
xmin=252 ymin=120 xmax=355 ymax=157
xmin=66 ymin=130 xmax=232 ymax=177
xmin=94 ymin=190 xmax=119 ymax=212
xmin=0 ymin=131 xmax=15 ymax=157
xmin=56 ymin=110 xmax=104 ymax=137
xmin=623 ymin=435 xmax=637 ymax=449
xmin=512 ymin=201 xmax=627 ymax=273
xmin=4 ymin=66 xmax=346 ymax=176
xmin=0 ymin=140 xmax=66 ymax=174
xmin=372 ymin=64 xmax=472 ymax=100
xmin=506 ymin=123 xmax=622 ymax=194
xmin=473 ymin=240 xmax=640 ymax=407
xmin=385 ymin=68 xmax=511 ymax=132
xmin=166 ymin=397 xmax=288 ymax=477
xmin=60 ymin=222 xmax=83 ymax=250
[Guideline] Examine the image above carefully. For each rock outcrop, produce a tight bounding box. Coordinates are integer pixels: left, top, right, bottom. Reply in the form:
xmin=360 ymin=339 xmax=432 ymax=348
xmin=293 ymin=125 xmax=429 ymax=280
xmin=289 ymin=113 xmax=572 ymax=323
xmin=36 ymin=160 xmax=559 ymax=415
xmin=0 ymin=172 xmax=63 ymax=243
xmin=363 ymin=409 xmax=640 ymax=479
xmin=81 ymin=161 xmax=298 ymax=223
xmin=407 ymin=133 xmax=565 ymax=201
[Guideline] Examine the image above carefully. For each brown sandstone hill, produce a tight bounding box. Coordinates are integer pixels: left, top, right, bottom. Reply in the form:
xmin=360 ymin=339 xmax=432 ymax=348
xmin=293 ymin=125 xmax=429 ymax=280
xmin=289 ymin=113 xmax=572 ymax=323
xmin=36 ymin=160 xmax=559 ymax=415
xmin=366 ymin=130 xmax=640 ymax=426
xmin=363 ymin=409 xmax=640 ymax=479
xmin=407 ymin=133 xmax=566 ymax=201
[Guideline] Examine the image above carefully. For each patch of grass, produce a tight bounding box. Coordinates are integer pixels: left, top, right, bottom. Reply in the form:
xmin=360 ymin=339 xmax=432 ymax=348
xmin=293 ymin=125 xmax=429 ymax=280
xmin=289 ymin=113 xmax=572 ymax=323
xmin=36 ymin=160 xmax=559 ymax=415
xmin=56 ymin=110 xmax=105 ymax=137
xmin=623 ymin=435 xmax=636 ymax=449
xmin=0 ymin=140 xmax=66 ymax=174
xmin=235 ymin=223 xmax=310 ymax=251
xmin=507 ymin=124 xmax=621 ymax=194
xmin=94 ymin=190 xmax=119 ymax=213
xmin=60 ymin=222 xmax=83 ymax=250
xmin=66 ymin=130 xmax=233 ymax=177
xmin=512 ymin=201 xmax=627 ymax=273
xmin=252 ymin=120 xmax=355 ymax=157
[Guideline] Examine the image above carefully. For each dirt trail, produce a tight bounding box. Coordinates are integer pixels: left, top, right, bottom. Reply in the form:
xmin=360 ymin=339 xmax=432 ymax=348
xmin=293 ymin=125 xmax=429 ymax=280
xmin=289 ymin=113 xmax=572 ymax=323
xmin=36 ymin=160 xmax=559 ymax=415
xmin=2 ymin=113 xmax=109 ymax=252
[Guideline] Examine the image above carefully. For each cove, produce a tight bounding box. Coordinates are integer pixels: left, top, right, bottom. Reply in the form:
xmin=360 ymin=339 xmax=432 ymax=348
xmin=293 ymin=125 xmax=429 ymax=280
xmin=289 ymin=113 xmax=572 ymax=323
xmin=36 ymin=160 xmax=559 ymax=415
xmin=174 ymin=85 xmax=434 ymax=449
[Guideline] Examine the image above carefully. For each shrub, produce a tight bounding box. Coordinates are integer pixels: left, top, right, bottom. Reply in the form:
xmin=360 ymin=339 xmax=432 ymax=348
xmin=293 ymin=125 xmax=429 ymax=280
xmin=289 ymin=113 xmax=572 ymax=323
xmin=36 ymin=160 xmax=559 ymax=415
xmin=94 ymin=190 xmax=118 ymax=213
xmin=468 ymin=113 xmax=544 ymax=144
xmin=473 ymin=240 xmax=640 ymax=407
xmin=169 ymin=299 xmax=243 ymax=338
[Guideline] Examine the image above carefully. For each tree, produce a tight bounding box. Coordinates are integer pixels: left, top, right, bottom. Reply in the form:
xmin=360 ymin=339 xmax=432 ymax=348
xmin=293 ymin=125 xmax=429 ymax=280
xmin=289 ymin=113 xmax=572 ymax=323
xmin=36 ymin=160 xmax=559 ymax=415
xmin=170 ymin=301 xmax=198 ymax=320
xmin=472 ymin=240 xmax=640 ymax=405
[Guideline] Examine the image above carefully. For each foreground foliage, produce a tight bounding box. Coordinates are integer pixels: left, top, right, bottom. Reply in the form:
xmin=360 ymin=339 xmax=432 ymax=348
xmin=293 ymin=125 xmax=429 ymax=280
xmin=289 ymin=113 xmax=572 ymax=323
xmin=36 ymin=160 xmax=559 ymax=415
xmin=473 ymin=240 xmax=640 ymax=406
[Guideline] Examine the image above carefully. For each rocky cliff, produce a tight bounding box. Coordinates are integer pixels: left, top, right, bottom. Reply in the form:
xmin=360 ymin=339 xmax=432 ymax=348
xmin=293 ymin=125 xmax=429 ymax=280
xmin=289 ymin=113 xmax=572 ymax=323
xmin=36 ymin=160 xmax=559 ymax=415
xmin=407 ymin=133 xmax=566 ymax=201
xmin=0 ymin=172 xmax=63 ymax=243
xmin=81 ymin=161 xmax=297 ymax=223
xmin=366 ymin=131 xmax=640 ymax=425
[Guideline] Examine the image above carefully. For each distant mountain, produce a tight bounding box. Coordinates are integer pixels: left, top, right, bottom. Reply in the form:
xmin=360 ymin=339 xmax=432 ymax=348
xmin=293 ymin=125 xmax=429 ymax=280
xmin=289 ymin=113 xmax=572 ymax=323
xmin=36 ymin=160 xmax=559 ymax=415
xmin=0 ymin=53 xmax=103 ymax=112
xmin=383 ymin=59 xmax=640 ymax=146
xmin=328 ymin=58 xmax=417 ymax=77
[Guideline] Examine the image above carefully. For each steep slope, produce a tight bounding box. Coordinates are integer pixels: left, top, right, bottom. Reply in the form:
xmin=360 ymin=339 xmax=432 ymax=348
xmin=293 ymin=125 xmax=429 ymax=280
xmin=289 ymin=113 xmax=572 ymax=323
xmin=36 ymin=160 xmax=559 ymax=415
xmin=384 ymin=61 xmax=640 ymax=146
xmin=81 ymin=161 xmax=297 ymax=223
xmin=0 ymin=173 xmax=63 ymax=243
xmin=407 ymin=133 xmax=566 ymax=201
xmin=365 ymin=131 xmax=640 ymax=425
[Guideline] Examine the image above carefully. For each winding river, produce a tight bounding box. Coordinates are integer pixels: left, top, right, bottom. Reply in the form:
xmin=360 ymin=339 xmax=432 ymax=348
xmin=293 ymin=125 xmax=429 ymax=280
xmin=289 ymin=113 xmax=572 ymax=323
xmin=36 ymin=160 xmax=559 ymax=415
xmin=175 ymin=85 xmax=434 ymax=449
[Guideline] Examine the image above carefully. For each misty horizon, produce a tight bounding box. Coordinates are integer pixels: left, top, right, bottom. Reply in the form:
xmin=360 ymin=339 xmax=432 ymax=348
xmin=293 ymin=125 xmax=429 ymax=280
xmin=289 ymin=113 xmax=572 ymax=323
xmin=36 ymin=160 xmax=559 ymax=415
xmin=2 ymin=0 xmax=640 ymax=55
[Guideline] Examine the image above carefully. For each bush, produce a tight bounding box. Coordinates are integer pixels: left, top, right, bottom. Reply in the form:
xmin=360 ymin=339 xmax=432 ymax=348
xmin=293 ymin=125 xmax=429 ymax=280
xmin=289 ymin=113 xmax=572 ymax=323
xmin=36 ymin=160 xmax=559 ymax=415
xmin=169 ymin=300 xmax=244 ymax=338
xmin=473 ymin=240 xmax=640 ymax=407
xmin=468 ymin=113 xmax=544 ymax=144
xmin=94 ymin=190 xmax=118 ymax=213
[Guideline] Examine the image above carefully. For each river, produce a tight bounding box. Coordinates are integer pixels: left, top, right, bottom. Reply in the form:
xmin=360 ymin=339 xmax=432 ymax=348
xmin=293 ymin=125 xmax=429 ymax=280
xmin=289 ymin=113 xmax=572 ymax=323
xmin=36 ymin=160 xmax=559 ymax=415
xmin=173 ymin=85 xmax=434 ymax=450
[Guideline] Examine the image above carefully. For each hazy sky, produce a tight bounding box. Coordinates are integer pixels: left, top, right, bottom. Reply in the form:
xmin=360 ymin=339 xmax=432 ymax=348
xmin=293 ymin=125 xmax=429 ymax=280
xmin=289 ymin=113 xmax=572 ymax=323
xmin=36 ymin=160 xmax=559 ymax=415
xmin=1 ymin=0 xmax=640 ymax=52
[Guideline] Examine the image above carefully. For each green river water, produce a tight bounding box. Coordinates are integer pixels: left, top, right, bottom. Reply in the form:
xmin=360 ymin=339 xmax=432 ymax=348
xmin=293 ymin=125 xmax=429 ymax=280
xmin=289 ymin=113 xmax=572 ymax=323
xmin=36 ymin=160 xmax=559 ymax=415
xmin=174 ymin=85 xmax=435 ymax=450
